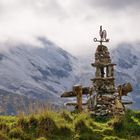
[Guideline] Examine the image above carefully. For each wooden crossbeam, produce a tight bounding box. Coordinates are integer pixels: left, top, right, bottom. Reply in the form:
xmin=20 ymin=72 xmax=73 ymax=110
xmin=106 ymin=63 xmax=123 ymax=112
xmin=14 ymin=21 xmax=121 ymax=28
xmin=122 ymin=101 xmax=133 ymax=105
xmin=65 ymin=102 xmax=87 ymax=106
xmin=61 ymin=86 xmax=93 ymax=97
xmin=61 ymin=91 xmax=74 ymax=97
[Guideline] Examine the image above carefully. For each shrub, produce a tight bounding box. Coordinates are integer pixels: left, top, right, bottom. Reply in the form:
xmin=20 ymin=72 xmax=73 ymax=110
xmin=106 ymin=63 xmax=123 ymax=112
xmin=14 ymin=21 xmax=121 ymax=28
xmin=59 ymin=125 xmax=72 ymax=136
xmin=18 ymin=117 xmax=29 ymax=131
xmin=29 ymin=115 xmax=38 ymax=129
xmin=103 ymin=128 xmax=113 ymax=135
xmin=75 ymin=119 xmax=87 ymax=133
xmin=60 ymin=111 xmax=73 ymax=122
xmin=0 ymin=122 xmax=9 ymax=132
xmin=9 ymin=128 xmax=23 ymax=138
xmin=113 ymin=120 xmax=124 ymax=132
xmin=79 ymin=130 xmax=103 ymax=140
xmin=93 ymin=115 xmax=110 ymax=123
xmin=134 ymin=111 xmax=140 ymax=120
xmin=38 ymin=115 xmax=58 ymax=137
xmin=74 ymin=118 xmax=102 ymax=140
xmin=0 ymin=131 xmax=9 ymax=140
xmin=9 ymin=128 xmax=32 ymax=140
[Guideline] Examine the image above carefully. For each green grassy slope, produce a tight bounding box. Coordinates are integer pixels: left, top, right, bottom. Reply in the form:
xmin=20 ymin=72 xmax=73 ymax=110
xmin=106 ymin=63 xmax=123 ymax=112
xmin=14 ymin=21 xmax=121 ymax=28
xmin=0 ymin=109 xmax=140 ymax=140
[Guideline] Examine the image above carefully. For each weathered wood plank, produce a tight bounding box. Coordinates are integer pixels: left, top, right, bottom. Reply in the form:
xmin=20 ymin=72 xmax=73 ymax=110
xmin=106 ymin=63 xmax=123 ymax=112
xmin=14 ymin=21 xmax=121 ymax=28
xmin=61 ymin=91 xmax=74 ymax=97
xmin=61 ymin=86 xmax=93 ymax=97
xmin=122 ymin=101 xmax=133 ymax=105
xmin=73 ymin=85 xmax=83 ymax=112
xmin=65 ymin=102 xmax=87 ymax=106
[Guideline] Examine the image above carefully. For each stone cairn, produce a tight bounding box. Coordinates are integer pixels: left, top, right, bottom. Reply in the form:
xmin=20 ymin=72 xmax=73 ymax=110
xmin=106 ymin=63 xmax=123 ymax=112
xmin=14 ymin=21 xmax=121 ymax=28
xmin=61 ymin=26 xmax=133 ymax=116
xmin=91 ymin=43 xmax=123 ymax=116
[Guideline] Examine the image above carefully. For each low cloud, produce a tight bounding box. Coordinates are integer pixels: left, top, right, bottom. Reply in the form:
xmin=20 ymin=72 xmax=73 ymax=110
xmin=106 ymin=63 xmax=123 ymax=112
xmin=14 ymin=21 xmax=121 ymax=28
xmin=0 ymin=0 xmax=139 ymax=55
xmin=85 ymin=0 xmax=140 ymax=10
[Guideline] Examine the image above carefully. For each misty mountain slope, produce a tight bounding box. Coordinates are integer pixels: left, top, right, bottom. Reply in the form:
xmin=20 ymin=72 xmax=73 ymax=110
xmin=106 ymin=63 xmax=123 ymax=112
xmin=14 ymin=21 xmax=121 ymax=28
xmin=0 ymin=89 xmax=43 ymax=115
xmin=111 ymin=43 xmax=140 ymax=109
xmin=77 ymin=43 xmax=140 ymax=109
xmin=0 ymin=38 xmax=80 ymax=102
xmin=111 ymin=43 xmax=139 ymax=81
xmin=0 ymin=38 xmax=140 ymax=110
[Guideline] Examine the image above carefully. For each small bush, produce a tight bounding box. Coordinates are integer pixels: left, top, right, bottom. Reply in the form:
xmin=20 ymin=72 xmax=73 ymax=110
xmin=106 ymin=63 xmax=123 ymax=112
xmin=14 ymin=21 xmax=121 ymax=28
xmin=60 ymin=111 xmax=73 ymax=122
xmin=29 ymin=115 xmax=38 ymax=128
xmin=103 ymin=128 xmax=113 ymax=135
xmin=88 ymin=119 xmax=102 ymax=130
xmin=0 ymin=122 xmax=9 ymax=132
xmin=18 ymin=117 xmax=29 ymax=130
xmin=112 ymin=117 xmax=124 ymax=132
xmin=93 ymin=115 xmax=110 ymax=123
xmin=134 ymin=111 xmax=140 ymax=120
xmin=75 ymin=119 xmax=87 ymax=133
xmin=38 ymin=115 xmax=58 ymax=137
xmin=126 ymin=119 xmax=140 ymax=136
xmin=59 ymin=125 xmax=72 ymax=136
xmin=79 ymin=130 xmax=103 ymax=140
xmin=74 ymin=118 xmax=102 ymax=140
xmin=0 ymin=131 xmax=9 ymax=140
xmin=9 ymin=128 xmax=24 ymax=138
xmin=9 ymin=128 xmax=32 ymax=140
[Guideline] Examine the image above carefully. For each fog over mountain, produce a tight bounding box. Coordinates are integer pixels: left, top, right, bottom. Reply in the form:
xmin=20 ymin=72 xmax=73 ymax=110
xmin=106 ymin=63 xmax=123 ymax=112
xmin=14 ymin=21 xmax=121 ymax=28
xmin=80 ymin=42 xmax=140 ymax=110
xmin=0 ymin=0 xmax=139 ymax=55
xmin=0 ymin=38 xmax=81 ymax=104
xmin=0 ymin=0 xmax=139 ymax=115
xmin=0 ymin=37 xmax=139 ymax=111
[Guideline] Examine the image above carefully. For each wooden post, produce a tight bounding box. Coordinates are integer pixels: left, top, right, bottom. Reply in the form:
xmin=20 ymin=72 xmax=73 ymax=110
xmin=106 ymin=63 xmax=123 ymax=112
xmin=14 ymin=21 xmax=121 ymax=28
xmin=73 ymin=85 xmax=83 ymax=112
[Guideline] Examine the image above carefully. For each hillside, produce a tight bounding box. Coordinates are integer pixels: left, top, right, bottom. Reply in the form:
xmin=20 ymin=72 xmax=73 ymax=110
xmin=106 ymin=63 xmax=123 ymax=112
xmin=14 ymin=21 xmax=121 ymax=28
xmin=111 ymin=43 xmax=140 ymax=109
xmin=0 ymin=89 xmax=44 ymax=115
xmin=0 ymin=38 xmax=80 ymax=105
xmin=0 ymin=39 xmax=140 ymax=114
xmin=78 ymin=43 xmax=140 ymax=110
xmin=0 ymin=109 xmax=139 ymax=140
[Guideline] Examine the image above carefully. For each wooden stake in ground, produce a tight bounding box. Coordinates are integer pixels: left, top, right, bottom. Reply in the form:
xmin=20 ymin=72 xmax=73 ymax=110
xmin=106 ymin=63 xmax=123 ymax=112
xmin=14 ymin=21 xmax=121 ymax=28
xmin=73 ymin=85 xmax=83 ymax=112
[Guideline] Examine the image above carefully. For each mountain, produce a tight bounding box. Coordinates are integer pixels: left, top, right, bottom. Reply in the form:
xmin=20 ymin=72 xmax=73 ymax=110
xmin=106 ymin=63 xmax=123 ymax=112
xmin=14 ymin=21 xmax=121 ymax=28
xmin=0 ymin=38 xmax=139 ymax=112
xmin=79 ymin=43 xmax=140 ymax=110
xmin=0 ymin=37 xmax=80 ymax=106
xmin=0 ymin=89 xmax=44 ymax=115
xmin=111 ymin=43 xmax=140 ymax=109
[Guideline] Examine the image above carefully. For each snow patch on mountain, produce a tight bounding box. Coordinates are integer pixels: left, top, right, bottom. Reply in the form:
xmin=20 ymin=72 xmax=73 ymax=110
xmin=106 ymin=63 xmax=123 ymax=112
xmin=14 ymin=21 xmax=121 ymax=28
xmin=0 ymin=37 xmax=80 ymax=103
xmin=0 ymin=38 xmax=139 ymax=109
xmin=111 ymin=43 xmax=140 ymax=109
xmin=77 ymin=43 xmax=140 ymax=109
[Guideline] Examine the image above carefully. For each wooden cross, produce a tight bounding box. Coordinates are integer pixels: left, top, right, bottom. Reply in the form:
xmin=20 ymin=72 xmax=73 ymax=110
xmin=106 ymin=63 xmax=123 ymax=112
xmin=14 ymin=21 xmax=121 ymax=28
xmin=61 ymin=85 xmax=93 ymax=112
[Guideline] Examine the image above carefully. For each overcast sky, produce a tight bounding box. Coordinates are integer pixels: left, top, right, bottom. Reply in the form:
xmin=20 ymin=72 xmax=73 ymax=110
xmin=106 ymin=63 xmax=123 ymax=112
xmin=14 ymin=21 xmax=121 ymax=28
xmin=0 ymin=0 xmax=139 ymax=55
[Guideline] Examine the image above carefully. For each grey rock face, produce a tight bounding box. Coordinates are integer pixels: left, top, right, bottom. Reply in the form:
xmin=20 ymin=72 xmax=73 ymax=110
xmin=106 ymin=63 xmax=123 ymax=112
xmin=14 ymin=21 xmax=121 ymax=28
xmin=0 ymin=38 xmax=79 ymax=103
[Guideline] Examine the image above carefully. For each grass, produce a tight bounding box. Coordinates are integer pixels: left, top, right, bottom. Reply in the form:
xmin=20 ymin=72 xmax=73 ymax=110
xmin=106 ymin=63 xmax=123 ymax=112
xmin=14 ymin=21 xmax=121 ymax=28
xmin=0 ymin=109 xmax=139 ymax=139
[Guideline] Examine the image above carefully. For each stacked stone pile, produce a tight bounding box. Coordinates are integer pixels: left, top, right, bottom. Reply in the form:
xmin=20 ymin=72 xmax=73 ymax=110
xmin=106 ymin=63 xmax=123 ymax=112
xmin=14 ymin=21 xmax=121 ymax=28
xmin=95 ymin=45 xmax=111 ymax=64
xmin=92 ymin=94 xmax=124 ymax=116
xmin=91 ymin=44 xmax=125 ymax=116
